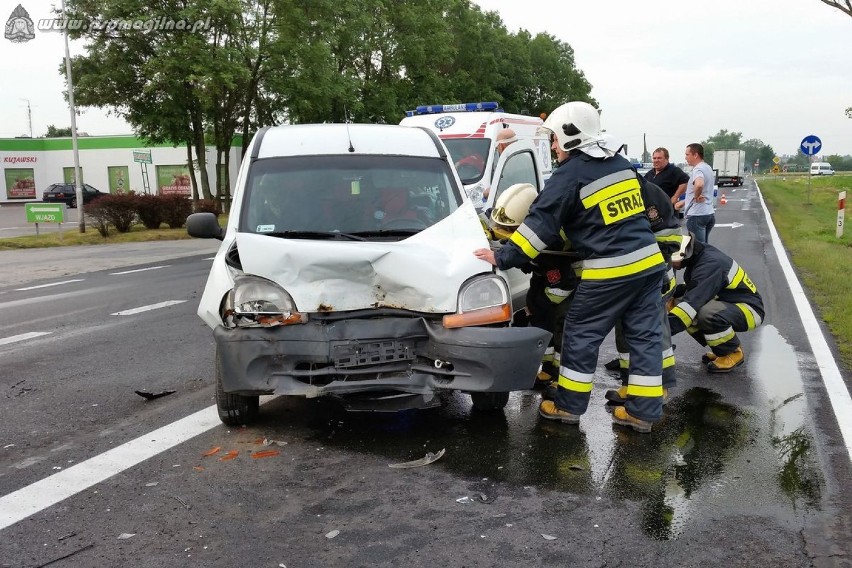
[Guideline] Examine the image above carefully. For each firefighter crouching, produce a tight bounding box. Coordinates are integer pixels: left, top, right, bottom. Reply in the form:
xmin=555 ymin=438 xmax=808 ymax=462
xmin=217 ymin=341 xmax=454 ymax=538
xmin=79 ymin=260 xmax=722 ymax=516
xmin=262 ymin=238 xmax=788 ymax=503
xmin=668 ymin=233 xmax=765 ymax=371
xmin=486 ymin=183 xmax=580 ymax=388
xmin=474 ymin=101 xmax=666 ymax=433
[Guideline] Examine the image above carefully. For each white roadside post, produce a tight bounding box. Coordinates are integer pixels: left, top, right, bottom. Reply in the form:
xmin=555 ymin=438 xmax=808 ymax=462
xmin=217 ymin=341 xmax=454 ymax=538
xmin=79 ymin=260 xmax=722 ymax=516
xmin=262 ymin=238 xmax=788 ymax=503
xmin=838 ymin=191 xmax=846 ymax=239
xmin=61 ymin=0 xmax=85 ymax=233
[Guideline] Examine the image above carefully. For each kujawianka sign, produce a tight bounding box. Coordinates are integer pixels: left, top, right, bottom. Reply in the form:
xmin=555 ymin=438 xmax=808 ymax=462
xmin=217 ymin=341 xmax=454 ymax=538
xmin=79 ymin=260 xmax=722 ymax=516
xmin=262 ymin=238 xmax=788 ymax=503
xmin=156 ymin=164 xmax=191 ymax=196
xmin=4 ymin=167 xmax=36 ymax=199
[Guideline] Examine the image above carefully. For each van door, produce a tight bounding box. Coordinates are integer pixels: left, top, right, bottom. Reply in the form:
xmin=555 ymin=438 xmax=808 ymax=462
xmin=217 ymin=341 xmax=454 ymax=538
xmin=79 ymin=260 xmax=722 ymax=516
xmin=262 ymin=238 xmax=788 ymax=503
xmin=484 ymin=140 xmax=545 ymax=309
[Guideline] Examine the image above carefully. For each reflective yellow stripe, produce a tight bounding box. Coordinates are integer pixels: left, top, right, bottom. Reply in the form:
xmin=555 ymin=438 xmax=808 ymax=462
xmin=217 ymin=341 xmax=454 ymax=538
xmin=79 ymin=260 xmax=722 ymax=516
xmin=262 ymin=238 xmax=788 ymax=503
xmin=727 ymin=266 xmax=745 ymax=289
xmin=670 ymin=305 xmax=692 ymax=327
xmin=736 ymin=303 xmax=758 ymax=329
xmin=663 ymin=354 xmax=675 ymax=368
xmin=599 ymin=188 xmax=645 ymax=225
xmin=626 ymin=384 xmax=664 ymax=397
xmin=581 ymin=178 xmax=641 ymax=208
xmin=582 ymin=251 xmax=664 ymax=280
xmin=557 ymin=375 xmax=594 ymax=393
xmin=509 ymin=230 xmax=540 ymax=259
xmin=544 ymin=290 xmax=570 ymax=304
xmin=706 ymin=328 xmax=735 ymax=346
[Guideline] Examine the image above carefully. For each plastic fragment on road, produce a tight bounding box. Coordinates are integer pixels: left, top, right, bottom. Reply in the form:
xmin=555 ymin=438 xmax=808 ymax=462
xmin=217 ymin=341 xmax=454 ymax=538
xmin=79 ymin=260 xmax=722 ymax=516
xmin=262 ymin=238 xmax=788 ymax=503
xmin=388 ymin=448 xmax=446 ymax=469
xmin=218 ymin=450 xmax=239 ymax=461
xmin=202 ymin=447 xmax=221 ymax=457
xmin=455 ymin=496 xmax=471 ymax=503
xmin=144 ymin=482 xmax=159 ymax=487
xmin=117 ymin=533 xmax=136 ymax=540
xmin=134 ymin=390 xmax=176 ymax=400
xmin=263 ymin=438 xmax=288 ymax=447
xmin=325 ymin=530 xmax=340 ymax=539
xmin=193 ymin=466 xmax=204 ymax=471
xmin=251 ymin=450 xmax=280 ymax=459
xmin=541 ymin=534 xmax=557 ymax=541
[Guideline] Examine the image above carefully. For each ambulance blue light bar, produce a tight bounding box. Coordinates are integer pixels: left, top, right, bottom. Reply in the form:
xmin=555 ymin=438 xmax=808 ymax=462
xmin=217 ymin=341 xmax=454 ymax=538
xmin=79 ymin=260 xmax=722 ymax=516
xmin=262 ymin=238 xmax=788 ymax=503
xmin=405 ymin=101 xmax=501 ymax=117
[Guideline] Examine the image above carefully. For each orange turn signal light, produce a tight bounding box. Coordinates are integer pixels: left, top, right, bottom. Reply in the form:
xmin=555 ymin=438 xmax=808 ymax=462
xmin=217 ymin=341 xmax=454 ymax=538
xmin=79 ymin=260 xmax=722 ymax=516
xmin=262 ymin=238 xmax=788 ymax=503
xmin=442 ymin=304 xmax=511 ymax=329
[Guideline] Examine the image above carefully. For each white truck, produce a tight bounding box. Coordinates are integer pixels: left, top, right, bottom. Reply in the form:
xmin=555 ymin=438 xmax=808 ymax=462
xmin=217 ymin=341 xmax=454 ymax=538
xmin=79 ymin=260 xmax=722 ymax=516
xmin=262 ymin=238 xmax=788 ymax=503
xmin=713 ymin=149 xmax=746 ymax=187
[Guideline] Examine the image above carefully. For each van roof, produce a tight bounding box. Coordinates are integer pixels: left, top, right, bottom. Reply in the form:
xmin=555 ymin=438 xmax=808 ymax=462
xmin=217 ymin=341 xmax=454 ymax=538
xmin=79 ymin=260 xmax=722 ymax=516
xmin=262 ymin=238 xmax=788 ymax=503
xmin=255 ymin=124 xmax=443 ymax=159
xmin=400 ymin=112 xmax=543 ymax=139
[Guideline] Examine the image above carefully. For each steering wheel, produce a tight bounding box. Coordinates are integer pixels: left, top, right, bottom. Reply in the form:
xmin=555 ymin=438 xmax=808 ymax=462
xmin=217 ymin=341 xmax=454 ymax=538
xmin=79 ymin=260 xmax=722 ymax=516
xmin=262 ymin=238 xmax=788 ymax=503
xmin=380 ymin=217 xmax=429 ymax=231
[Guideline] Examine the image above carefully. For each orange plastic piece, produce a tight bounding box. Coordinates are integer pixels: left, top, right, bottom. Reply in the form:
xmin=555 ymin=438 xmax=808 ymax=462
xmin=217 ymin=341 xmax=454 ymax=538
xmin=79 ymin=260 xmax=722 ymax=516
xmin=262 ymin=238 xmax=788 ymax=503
xmin=202 ymin=446 xmax=221 ymax=457
xmin=251 ymin=450 xmax=281 ymax=459
xmin=218 ymin=450 xmax=239 ymax=461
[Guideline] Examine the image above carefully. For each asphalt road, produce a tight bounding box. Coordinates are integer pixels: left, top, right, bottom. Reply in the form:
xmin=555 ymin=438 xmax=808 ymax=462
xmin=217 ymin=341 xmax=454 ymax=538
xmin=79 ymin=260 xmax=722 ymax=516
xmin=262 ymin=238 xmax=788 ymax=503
xmin=1 ymin=182 xmax=851 ymax=567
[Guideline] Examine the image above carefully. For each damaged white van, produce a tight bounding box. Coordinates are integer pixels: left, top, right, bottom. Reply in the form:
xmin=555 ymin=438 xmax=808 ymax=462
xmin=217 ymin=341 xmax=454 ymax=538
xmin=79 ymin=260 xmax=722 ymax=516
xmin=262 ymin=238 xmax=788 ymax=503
xmin=188 ymin=124 xmax=550 ymax=425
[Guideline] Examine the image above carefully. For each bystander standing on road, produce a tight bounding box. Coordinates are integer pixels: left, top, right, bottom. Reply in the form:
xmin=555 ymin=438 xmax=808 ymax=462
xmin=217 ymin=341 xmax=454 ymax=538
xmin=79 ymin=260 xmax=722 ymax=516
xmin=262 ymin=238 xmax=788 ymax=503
xmin=683 ymin=143 xmax=715 ymax=243
xmin=645 ymin=147 xmax=689 ymax=205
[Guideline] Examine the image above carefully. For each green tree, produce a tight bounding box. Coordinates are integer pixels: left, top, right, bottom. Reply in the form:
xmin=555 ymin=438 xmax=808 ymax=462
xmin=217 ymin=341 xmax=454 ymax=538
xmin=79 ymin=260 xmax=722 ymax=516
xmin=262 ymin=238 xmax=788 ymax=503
xmin=44 ymin=125 xmax=73 ymax=137
xmin=740 ymin=138 xmax=775 ymax=171
xmin=701 ymin=129 xmax=743 ymax=165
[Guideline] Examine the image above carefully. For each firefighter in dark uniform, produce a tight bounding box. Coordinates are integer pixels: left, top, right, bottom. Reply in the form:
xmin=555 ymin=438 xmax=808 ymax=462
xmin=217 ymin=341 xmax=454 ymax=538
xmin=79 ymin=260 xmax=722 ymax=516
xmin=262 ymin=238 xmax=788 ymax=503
xmin=668 ymin=233 xmax=765 ymax=371
xmin=485 ymin=183 xmax=579 ymax=386
xmin=606 ymin=178 xmax=683 ymax=405
xmin=474 ymin=101 xmax=666 ymax=433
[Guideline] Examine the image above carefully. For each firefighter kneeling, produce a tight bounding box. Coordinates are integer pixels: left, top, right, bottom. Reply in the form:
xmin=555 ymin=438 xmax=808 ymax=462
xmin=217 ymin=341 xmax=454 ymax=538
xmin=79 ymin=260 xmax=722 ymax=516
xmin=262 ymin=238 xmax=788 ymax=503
xmin=486 ymin=183 xmax=579 ymax=388
xmin=668 ymin=233 xmax=765 ymax=371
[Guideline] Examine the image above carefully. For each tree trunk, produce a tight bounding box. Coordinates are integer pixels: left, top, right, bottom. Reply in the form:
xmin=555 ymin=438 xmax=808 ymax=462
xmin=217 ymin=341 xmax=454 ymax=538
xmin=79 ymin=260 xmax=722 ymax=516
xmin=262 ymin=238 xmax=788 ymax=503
xmin=190 ymin=105 xmax=213 ymax=200
xmin=186 ymin=141 xmax=199 ymax=200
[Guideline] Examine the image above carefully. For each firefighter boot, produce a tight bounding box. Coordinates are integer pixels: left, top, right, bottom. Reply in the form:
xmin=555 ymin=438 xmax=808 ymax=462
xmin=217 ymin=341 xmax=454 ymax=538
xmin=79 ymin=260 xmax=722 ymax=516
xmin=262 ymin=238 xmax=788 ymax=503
xmin=611 ymin=406 xmax=653 ymax=433
xmin=701 ymin=352 xmax=717 ymax=364
xmin=707 ymin=347 xmax=744 ymax=373
xmin=538 ymin=400 xmax=581 ymax=424
xmin=605 ymin=386 xmax=668 ymax=406
xmin=535 ymin=362 xmax=556 ymax=388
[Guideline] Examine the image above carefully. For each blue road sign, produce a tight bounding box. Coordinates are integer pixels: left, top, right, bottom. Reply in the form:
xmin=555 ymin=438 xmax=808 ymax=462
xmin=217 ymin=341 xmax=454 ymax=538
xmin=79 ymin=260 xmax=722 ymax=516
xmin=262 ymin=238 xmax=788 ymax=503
xmin=800 ymin=135 xmax=822 ymax=156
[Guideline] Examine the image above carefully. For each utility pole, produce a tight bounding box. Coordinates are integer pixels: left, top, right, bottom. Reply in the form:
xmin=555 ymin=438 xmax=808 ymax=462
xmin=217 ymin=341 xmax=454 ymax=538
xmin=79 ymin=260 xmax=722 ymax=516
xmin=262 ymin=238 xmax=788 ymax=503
xmin=61 ymin=0 xmax=85 ymax=232
xmin=20 ymin=99 xmax=33 ymax=138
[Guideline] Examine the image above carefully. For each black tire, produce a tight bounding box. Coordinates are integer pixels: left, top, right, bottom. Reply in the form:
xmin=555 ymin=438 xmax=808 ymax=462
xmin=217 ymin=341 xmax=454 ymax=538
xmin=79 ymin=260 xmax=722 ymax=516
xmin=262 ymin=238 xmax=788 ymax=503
xmin=70 ymin=198 xmax=77 ymax=208
xmin=215 ymin=350 xmax=259 ymax=426
xmin=470 ymin=391 xmax=510 ymax=411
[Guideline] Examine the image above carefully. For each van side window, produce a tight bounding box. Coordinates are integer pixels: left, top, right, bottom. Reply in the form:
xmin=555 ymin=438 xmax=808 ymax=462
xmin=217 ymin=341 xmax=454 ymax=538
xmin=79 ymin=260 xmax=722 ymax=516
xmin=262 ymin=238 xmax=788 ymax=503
xmin=493 ymin=151 xmax=539 ymax=203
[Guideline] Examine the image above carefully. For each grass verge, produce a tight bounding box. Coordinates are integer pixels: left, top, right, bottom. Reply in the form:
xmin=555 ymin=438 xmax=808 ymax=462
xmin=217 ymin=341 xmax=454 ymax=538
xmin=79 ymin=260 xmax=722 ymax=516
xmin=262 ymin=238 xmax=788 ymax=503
xmin=757 ymin=174 xmax=852 ymax=367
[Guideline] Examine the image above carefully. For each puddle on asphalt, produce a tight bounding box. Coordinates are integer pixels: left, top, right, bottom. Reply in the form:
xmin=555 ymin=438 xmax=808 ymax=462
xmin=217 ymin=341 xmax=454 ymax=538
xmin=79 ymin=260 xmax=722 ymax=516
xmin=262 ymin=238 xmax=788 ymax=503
xmin=748 ymin=324 xmax=822 ymax=507
xmin=254 ymin=327 xmax=822 ymax=540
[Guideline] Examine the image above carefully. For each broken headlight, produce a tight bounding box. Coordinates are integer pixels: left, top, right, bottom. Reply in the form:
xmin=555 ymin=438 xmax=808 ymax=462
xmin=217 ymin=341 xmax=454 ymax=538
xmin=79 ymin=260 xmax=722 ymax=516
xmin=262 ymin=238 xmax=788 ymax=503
xmin=443 ymin=274 xmax=511 ymax=328
xmin=224 ymin=275 xmax=305 ymax=328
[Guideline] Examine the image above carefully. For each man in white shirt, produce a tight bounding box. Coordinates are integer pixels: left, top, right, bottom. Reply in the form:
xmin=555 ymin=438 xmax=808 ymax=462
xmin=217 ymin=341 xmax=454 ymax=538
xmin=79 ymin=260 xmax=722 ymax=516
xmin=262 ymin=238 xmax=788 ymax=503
xmin=683 ymin=143 xmax=716 ymax=243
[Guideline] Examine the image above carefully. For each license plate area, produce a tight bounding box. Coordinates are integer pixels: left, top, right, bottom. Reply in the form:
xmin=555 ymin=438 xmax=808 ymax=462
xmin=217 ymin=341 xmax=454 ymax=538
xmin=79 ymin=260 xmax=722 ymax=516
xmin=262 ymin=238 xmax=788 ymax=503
xmin=332 ymin=339 xmax=415 ymax=369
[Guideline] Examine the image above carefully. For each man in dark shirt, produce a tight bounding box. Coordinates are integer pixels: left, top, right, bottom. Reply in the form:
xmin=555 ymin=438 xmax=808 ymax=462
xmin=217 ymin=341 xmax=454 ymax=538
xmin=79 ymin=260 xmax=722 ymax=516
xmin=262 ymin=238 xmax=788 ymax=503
xmin=645 ymin=147 xmax=689 ymax=205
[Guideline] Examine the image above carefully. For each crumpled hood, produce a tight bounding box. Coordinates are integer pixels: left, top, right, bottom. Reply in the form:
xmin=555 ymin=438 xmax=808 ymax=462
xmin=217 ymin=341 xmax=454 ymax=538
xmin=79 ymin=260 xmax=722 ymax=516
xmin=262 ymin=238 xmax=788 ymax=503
xmin=236 ymin=205 xmax=491 ymax=313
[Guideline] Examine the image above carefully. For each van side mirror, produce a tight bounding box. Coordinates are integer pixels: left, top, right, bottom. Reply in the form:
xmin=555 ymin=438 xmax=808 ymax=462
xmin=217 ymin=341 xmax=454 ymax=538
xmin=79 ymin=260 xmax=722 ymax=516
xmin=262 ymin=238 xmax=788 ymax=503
xmin=187 ymin=212 xmax=225 ymax=241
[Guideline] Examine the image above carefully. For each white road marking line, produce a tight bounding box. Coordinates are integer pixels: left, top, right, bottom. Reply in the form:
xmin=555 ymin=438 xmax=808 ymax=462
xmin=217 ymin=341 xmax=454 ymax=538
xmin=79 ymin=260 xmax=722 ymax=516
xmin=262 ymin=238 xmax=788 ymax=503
xmin=203 ymin=257 xmax=216 ymax=260
xmin=110 ymin=266 xmax=170 ymax=275
xmin=756 ymin=180 xmax=852 ymax=462
xmin=15 ymin=279 xmax=85 ymax=291
xmin=111 ymin=300 xmax=186 ymax=316
xmin=0 ymin=406 xmax=220 ymax=531
xmin=0 ymin=331 xmax=52 ymax=346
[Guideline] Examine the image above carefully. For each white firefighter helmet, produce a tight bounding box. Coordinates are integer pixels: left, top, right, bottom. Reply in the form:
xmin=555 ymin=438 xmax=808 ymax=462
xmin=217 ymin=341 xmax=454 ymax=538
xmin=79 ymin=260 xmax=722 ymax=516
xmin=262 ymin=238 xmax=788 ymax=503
xmin=671 ymin=232 xmax=694 ymax=263
xmin=542 ymin=101 xmax=610 ymax=158
xmin=490 ymin=183 xmax=537 ymax=227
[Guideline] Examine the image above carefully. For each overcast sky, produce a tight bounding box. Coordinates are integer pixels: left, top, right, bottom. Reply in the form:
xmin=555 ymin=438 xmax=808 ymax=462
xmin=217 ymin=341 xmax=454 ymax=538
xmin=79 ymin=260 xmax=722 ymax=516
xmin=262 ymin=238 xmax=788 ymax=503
xmin=1 ymin=0 xmax=851 ymax=158
xmin=471 ymin=0 xmax=852 ymax=159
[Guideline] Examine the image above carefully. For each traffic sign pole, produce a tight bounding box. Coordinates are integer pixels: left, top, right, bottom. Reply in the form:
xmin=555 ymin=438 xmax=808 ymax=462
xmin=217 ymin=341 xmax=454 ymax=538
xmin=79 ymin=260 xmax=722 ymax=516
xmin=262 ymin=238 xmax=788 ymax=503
xmin=801 ymin=135 xmax=822 ymax=205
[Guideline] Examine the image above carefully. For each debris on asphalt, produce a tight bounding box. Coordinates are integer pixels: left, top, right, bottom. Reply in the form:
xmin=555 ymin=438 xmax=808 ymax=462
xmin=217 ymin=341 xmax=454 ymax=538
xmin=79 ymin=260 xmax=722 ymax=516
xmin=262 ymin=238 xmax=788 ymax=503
xmin=251 ymin=450 xmax=280 ymax=459
xmin=193 ymin=466 xmax=204 ymax=472
xmin=202 ymin=447 xmax=221 ymax=457
xmin=117 ymin=533 xmax=136 ymax=540
xmin=388 ymin=448 xmax=446 ymax=469
xmin=144 ymin=482 xmax=159 ymax=487
xmin=263 ymin=438 xmax=288 ymax=447
xmin=3 ymin=444 xmax=14 ymax=449
xmin=455 ymin=496 xmax=471 ymax=503
xmin=57 ymin=533 xmax=76 ymax=541
xmin=541 ymin=534 xmax=557 ymax=541
xmin=491 ymin=513 xmax=507 ymax=518
xmin=325 ymin=530 xmax=340 ymax=539
xmin=473 ymin=492 xmax=497 ymax=504
xmin=173 ymin=496 xmax=190 ymax=509
xmin=134 ymin=390 xmax=176 ymax=400
xmin=34 ymin=543 xmax=94 ymax=567
xmin=569 ymin=464 xmax=586 ymax=471
xmin=218 ymin=450 xmax=239 ymax=461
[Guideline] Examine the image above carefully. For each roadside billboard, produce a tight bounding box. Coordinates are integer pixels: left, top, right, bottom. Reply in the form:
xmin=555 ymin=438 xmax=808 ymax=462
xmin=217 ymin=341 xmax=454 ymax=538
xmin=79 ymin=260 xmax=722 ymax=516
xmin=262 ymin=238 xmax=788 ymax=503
xmin=156 ymin=164 xmax=192 ymax=196
xmin=108 ymin=166 xmax=129 ymax=193
xmin=4 ymin=168 xmax=36 ymax=199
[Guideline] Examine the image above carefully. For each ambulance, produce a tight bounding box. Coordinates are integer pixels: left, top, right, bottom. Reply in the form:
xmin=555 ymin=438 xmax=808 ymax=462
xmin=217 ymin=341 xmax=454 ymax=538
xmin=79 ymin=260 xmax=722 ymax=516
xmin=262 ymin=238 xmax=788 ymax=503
xmin=400 ymin=102 xmax=552 ymax=212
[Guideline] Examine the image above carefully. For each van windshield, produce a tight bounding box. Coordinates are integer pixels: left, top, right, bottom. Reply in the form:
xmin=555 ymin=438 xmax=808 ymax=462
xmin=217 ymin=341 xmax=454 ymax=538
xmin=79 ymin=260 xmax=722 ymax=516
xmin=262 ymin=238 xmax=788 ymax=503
xmin=241 ymin=155 xmax=462 ymax=238
xmin=441 ymin=138 xmax=492 ymax=184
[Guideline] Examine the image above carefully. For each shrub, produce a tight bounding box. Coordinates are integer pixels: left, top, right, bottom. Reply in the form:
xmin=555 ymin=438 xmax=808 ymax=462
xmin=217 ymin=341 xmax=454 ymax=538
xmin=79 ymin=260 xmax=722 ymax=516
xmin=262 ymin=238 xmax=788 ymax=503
xmin=136 ymin=193 xmax=165 ymax=229
xmin=84 ymin=194 xmax=137 ymax=234
xmin=194 ymin=199 xmax=219 ymax=215
xmin=160 ymin=195 xmax=194 ymax=228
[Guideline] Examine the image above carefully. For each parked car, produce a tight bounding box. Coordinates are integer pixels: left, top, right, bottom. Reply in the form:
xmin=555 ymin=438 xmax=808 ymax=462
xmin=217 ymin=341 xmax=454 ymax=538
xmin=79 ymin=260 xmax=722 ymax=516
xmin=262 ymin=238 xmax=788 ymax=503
xmin=42 ymin=183 xmax=107 ymax=208
xmin=188 ymin=123 xmax=550 ymax=425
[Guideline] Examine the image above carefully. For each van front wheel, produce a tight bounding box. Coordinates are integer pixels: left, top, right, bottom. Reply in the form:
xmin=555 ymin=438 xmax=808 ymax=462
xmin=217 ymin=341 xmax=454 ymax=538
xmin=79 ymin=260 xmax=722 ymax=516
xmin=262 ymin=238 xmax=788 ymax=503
xmin=470 ymin=391 xmax=510 ymax=411
xmin=215 ymin=350 xmax=259 ymax=426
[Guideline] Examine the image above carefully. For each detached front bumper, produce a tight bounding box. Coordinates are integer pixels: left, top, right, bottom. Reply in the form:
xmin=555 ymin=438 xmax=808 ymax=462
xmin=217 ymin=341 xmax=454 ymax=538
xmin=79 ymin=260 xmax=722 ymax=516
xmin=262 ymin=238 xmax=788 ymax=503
xmin=214 ymin=317 xmax=550 ymax=398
